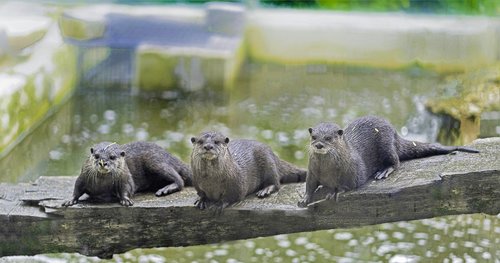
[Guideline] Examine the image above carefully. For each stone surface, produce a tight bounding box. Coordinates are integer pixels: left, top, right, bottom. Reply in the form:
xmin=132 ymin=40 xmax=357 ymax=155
xmin=135 ymin=41 xmax=244 ymax=92
xmin=0 ymin=12 xmax=77 ymax=157
xmin=0 ymin=2 xmax=50 ymax=53
xmin=0 ymin=138 xmax=498 ymax=258
xmin=246 ymin=9 xmax=499 ymax=72
xmin=59 ymin=3 xmax=245 ymax=91
xmin=59 ymin=4 xmax=204 ymax=42
xmin=426 ymin=64 xmax=500 ymax=145
xmin=58 ymin=4 xmax=500 ymax=91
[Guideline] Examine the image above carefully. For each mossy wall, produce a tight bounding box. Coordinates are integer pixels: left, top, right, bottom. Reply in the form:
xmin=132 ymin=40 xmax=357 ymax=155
xmin=0 ymin=26 xmax=77 ymax=157
xmin=135 ymin=45 xmax=244 ymax=92
xmin=245 ymin=10 xmax=499 ymax=73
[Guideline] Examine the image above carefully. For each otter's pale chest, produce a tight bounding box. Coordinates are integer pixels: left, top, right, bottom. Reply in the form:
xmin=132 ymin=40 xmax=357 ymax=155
xmin=195 ymin=163 xmax=229 ymax=201
xmin=310 ymin=155 xmax=342 ymax=189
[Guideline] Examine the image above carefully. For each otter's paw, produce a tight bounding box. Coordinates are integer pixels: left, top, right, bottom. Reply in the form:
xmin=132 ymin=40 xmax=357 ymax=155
xmin=374 ymin=166 xmax=395 ymax=180
xmin=195 ymin=198 xmax=209 ymax=210
xmin=120 ymin=197 xmax=134 ymax=207
xmin=297 ymin=198 xmax=310 ymax=208
xmin=211 ymin=201 xmax=230 ymax=215
xmin=155 ymin=183 xmax=181 ymax=197
xmin=256 ymin=185 xmax=278 ymax=198
xmin=325 ymin=193 xmax=335 ymax=200
xmin=62 ymin=199 xmax=77 ymax=207
xmin=325 ymin=190 xmax=343 ymax=202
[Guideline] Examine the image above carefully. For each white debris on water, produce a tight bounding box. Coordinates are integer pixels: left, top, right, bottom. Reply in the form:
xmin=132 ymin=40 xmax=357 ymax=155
xmin=334 ymin=232 xmax=353 ymax=241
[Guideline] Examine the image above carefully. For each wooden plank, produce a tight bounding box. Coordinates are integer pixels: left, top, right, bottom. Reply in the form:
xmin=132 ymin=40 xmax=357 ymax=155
xmin=0 ymin=138 xmax=499 ymax=258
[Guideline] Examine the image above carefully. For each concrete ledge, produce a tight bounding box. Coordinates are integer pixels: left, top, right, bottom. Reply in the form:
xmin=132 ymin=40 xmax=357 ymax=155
xmin=0 ymin=2 xmax=51 ymax=54
xmin=59 ymin=3 xmax=245 ymax=91
xmin=59 ymin=4 xmax=205 ymax=42
xmin=246 ymin=9 xmax=499 ymax=72
xmin=135 ymin=40 xmax=244 ymax=91
xmin=0 ymin=138 xmax=498 ymax=258
xmin=59 ymin=4 xmax=500 ymax=91
xmin=0 ymin=24 xmax=77 ymax=157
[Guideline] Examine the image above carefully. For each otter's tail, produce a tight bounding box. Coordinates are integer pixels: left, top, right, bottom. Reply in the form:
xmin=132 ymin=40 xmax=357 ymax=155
xmin=396 ymin=138 xmax=479 ymax=161
xmin=277 ymin=160 xmax=307 ymax=183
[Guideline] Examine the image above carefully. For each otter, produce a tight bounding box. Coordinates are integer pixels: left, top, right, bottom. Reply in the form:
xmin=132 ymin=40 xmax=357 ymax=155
xmin=62 ymin=141 xmax=192 ymax=207
xmin=298 ymin=115 xmax=479 ymax=207
xmin=190 ymin=131 xmax=306 ymax=210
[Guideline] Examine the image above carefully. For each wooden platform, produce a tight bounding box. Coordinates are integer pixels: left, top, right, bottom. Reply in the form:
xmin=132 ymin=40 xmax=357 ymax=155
xmin=1 ymin=138 xmax=499 ymax=258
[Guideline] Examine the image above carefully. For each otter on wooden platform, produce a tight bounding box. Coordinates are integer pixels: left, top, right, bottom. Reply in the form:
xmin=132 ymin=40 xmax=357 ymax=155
xmin=62 ymin=141 xmax=192 ymax=207
xmin=190 ymin=131 xmax=306 ymax=210
xmin=298 ymin=115 xmax=479 ymax=207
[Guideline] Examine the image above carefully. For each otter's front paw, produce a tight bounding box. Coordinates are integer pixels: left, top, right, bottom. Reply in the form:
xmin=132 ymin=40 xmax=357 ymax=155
xmin=325 ymin=190 xmax=343 ymax=202
xmin=155 ymin=183 xmax=181 ymax=196
xmin=297 ymin=197 xmax=311 ymax=208
xmin=194 ymin=198 xmax=209 ymax=210
xmin=120 ymin=197 xmax=134 ymax=206
xmin=62 ymin=199 xmax=78 ymax=207
xmin=256 ymin=185 xmax=278 ymax=198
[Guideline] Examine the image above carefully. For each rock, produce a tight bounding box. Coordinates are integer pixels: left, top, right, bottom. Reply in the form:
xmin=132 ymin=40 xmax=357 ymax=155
xmin=426 ymin=65 xmax=500 ymax=145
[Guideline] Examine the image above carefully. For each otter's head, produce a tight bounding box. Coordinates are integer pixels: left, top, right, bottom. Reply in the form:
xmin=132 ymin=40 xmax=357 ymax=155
xmin=191 ymin=131 xmax=230 ymax=161
xmin=308 ymin=122 xmax=344 ymax=155
xmin=88 ymin=142 xmax=126 ymax=174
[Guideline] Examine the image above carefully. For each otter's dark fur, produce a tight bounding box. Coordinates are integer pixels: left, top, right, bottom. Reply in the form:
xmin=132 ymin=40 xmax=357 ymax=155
xmin=298 ymin=116 xmax=479 ymax=207
xmin=190 ymin=131 xmax=306 ymax=210
xmin=62 ymin=141 xmax=192 ymax=207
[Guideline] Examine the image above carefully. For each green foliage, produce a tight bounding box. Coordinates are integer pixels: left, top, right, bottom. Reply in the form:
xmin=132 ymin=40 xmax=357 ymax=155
xmin=260 ymin=0 xmax=499 ymax=15
xmin=317 ymin=0 xmax=409 ymax=11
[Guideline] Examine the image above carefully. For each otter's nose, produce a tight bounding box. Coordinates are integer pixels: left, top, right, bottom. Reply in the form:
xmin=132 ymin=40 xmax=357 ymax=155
xmin=98 ymin=160 xmax=108 ymax=167
xmin=204 ymin=144 xmax=213 ymax=151
xmin=315 ymin=144 xmax=324 ymax=149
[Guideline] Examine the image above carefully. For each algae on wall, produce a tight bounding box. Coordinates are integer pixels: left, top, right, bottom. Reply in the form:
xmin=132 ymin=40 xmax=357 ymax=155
xmin=426 ymin=65 xmax=500 ymax=145
xmin=0 ymin=23 xmax=77 ymax=157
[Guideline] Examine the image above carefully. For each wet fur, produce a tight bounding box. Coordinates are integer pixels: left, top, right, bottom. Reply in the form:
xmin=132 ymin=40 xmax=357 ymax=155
xmin=191 ymin=131 xmax=306 ymax=210
xmin=62 ymin=141 xmax=192 ymax=207
xmin=298 ymin=115 xmax=479 ymax=207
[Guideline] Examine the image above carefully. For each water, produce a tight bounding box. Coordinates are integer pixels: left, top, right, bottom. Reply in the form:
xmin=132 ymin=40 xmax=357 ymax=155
xmin=119 ymin=214 xmax=500 ymax=263
xmin=1 ymin=63 xmax=498 ymax=262
xmin=0 ymin=63 xmax=443 ymax=183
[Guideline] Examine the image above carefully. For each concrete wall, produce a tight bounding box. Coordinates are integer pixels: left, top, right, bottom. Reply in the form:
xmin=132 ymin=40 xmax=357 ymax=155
xmin=1 ymin=2 xmax=500 ymax=156
xmin=246 ymin=9 xmax=500 ymax=72
xmin=0 ymin=2 xmax=77 ymax=157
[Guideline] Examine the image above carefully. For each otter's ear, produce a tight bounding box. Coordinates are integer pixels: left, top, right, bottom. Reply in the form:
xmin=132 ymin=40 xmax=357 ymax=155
xmin=308 ymin=127 xmax=313 ymax=134
xmin=120 ymin=151 xmax=125 ymax=157
xmin=337 ymin=129 xmax=344 ymax=136
xmin=190 ymin=137 xmax=197 ymax=144
xmin=224 ymin=137 xmax=230 ymax=144
xmin=90 ymin=147 xmax=94 ymax=154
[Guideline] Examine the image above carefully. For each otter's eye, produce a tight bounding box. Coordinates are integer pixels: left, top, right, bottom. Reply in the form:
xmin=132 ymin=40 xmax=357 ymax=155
xmin=110 ymin=155 xmax=116 ymax=160
xmin=197 ymin=140 xmax=204 ymax=145
xmin=311 ymin=136 xmax=317 ymax=140
xmin=214 ymin=140 xmax=220 ymax=145
xmin=325 ymin=136 xmax=332 ymax=141
xmin=94 ymin=154 xmax=100 ymax=159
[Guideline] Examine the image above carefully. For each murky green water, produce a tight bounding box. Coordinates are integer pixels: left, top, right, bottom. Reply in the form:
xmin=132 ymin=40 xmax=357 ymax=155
xmin=1 ymin=64 xmax=443 ymax=183
xmin=1 ymin=63 xmax=498 ymax=262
